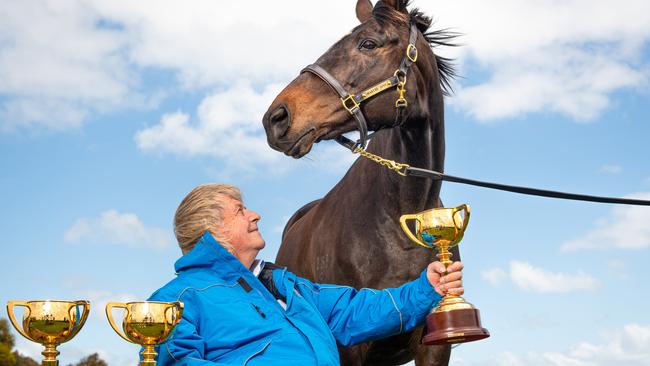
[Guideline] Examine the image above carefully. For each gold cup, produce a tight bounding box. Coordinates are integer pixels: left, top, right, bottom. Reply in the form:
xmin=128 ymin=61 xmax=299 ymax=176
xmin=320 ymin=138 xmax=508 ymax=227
xmin=400 ymin=204 xmax=489 ymax=345
xmin=6 ymin=300 xmax=90 ymax=366
xmin=106 ymin=301 xmax=183 ymax=366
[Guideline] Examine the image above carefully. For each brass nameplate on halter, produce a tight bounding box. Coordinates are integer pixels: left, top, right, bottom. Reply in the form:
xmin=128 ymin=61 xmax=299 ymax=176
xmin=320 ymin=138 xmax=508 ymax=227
xmin=361 ymin=79 xmax=395 ymax=100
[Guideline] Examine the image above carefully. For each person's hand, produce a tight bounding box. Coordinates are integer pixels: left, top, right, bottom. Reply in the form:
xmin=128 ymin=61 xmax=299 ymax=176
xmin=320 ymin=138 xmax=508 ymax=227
xmin=426 ymin=261 xmax=464 ymax=297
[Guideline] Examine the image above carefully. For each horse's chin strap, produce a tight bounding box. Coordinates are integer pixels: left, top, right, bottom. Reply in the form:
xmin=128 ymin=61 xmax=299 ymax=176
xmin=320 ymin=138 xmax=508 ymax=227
xmin=301 ymin=23 xmax=419 ymax=151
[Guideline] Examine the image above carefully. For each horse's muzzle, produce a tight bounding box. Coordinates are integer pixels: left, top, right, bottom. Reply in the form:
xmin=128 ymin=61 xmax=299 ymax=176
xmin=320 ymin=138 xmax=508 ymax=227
xmin=263 ymin=104 xmax=317 ymax=158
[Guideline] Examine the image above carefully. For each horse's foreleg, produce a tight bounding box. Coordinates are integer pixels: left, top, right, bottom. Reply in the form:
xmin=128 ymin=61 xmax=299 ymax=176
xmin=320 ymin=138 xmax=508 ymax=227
xmin=413 ymin=327 xmax=451 ymax=366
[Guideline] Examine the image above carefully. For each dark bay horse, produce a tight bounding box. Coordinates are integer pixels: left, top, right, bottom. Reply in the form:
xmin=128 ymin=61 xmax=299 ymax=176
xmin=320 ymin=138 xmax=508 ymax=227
xmin=262 ymin=1 xmax=458 ymax=365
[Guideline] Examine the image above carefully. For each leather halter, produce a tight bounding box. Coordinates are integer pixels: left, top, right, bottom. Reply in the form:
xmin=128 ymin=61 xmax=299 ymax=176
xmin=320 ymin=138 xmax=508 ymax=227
xmin=301 ymin=23 xmax=419 ymax=151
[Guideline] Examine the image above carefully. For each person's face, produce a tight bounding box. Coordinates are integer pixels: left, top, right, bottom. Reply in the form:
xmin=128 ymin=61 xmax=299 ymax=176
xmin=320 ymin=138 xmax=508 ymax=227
xmin=219 ymin=196 xmax=265 ymax=255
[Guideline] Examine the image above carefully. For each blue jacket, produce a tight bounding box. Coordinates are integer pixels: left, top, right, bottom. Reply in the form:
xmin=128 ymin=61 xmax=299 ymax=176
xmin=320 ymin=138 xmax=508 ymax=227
xmin=149 ymin=232 xmax=441 ymax=365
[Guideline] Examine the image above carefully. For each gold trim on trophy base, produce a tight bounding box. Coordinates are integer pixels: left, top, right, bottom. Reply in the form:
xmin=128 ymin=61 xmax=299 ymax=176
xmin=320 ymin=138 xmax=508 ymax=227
xmin=422 ymin=307 xmax=490 ymax=345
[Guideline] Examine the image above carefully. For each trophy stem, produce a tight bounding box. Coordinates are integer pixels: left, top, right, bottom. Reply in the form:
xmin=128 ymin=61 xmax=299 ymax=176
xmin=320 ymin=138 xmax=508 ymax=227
xmin=436 ymin=241 xmax=453 ymax=272
xmin=140 ymin=345 xmax=157 ymax=366
xmin=41 ymin=344 xmax=59 ymax=366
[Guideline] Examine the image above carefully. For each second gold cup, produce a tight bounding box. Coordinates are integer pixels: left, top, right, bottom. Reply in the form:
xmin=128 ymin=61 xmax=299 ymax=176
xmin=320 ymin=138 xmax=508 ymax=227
xmin=106 ymin=301 xmax=183 ymax=366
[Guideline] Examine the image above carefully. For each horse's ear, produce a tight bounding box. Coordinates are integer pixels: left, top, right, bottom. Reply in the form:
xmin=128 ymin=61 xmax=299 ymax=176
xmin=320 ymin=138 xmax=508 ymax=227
xmin=356 ymin=0 xmax=373 ymax=23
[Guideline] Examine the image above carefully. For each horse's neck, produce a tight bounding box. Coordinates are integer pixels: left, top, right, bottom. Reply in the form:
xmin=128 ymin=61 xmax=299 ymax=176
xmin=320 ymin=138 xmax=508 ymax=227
xmin=383 ymin=115 xmax=442 ymax=205
xmin=338 ymin=113 xmax=444 ymax=216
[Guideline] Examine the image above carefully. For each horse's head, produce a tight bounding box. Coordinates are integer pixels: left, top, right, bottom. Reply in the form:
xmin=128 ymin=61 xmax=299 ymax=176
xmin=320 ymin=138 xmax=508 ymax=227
xmin=263 ymin=0 xmax=455 ymax=158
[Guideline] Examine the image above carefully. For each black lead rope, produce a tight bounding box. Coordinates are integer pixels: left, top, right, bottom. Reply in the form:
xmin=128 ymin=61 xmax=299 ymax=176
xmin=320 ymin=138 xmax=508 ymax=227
xmin=336 ymin=135 xmax=650 ymax=206
xmin=407 ymin=166 xmax=650 ymax=206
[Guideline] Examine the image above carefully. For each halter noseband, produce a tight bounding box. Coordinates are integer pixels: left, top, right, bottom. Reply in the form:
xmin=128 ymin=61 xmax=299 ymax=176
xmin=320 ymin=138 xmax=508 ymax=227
xmin=301 ymin=23 xmax=419 ymax=151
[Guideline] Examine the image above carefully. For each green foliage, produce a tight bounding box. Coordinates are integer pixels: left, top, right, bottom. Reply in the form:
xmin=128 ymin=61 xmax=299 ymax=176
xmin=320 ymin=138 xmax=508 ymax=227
xmin=13 ymin=352 xmax=38 ymax=366
xmin=0 ymin=320 xmax=16 ymax=366
xmin=69 ymin=353 xmax=108 ymax=366
xmin=0 ymin=319 xmax=15 ymax=349
xmin=0 ymin=343 xmax=16 ymax=366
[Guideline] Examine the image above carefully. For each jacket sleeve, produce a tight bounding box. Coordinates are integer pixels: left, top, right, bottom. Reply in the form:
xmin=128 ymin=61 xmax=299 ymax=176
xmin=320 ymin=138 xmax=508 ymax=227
xmin=276 ymin=268 xmax=442 ymax=347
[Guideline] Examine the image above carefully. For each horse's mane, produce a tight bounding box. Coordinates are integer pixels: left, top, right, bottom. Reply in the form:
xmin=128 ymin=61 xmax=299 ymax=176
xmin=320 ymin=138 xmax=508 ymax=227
xmin=373 ymin=0 xmax=459 ymax=96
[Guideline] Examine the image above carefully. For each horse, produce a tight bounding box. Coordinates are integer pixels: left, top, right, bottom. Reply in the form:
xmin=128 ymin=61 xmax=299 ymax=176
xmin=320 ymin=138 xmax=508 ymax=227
xmin=262 ymin=0 xmax=459 ymax=365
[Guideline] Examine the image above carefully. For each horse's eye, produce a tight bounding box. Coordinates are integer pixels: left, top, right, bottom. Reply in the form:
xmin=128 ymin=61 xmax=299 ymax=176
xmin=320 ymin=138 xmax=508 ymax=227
xmin=359 ymin=39 xmax=378 ymax=50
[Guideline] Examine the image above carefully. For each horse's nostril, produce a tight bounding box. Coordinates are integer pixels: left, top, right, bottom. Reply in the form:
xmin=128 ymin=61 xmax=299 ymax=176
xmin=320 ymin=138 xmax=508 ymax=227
xmin=267 ymin=105 xmax=290 ymax=138
xmin=270 ymin=106 xmax=289 ymax=125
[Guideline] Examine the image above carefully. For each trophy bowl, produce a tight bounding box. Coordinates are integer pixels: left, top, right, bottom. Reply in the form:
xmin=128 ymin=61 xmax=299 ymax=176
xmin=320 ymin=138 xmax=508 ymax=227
xmin=106 ymin=301 xmax=183 ymax=366
xmin=6 ymin=300 xmax=90 ymax=366
xmin=400 ymin=204 xmax=490 ymax=345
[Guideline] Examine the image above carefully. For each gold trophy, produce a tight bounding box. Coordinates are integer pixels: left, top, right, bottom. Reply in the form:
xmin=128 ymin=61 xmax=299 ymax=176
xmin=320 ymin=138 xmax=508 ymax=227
xmin=6 ymin=300 xmax=90 ymax=365
xmin=400 ymin=204 xmax=490 ymax=345
xmin=106 ymin=301 xmax=183 ymax=366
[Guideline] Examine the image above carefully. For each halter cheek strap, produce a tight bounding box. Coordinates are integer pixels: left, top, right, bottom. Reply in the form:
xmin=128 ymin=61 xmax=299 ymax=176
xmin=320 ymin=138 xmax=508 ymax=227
xmin=301 ymin=23 xmax=419 ymax=151
xmin=301 ymin=64 xmax=369 ymax=150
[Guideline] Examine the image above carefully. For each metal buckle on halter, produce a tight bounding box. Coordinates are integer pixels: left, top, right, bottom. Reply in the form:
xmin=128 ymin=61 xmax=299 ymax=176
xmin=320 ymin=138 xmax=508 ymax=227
xmin=395 ymin=95 xmax=408 ymax=108
xmin=393 ymin=70 xmax=408 ymax=108
xmin=406 ymin=44 xmax=418 ymax=63
xmin=341 ymin=95 xmax=360 ymax=114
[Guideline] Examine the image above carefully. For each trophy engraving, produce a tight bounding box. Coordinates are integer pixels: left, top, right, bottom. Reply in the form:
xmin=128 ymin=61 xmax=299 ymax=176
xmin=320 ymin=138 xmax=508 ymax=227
xmin=400 ymin=204 xmax=490 ymax=345
xmin=106 ymin=301 xmax=183 ymax=366
xmin=6 ymin=300 xmax=90 ymax=366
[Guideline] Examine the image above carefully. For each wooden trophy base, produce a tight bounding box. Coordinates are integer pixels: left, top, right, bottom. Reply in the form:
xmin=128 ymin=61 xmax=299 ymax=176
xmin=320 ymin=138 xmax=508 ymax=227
xmin=422 ymin=307 xmax=490 ymax=345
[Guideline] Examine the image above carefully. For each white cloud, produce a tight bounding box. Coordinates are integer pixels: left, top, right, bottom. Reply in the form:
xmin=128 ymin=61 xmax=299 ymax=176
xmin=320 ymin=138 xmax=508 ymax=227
xmin=64 ymin=209 xmax=172 ymax=248
xmin=452 ymin=45 xmax=646 ymax=121
xmin=561 ymin=192 xmax=650 ymax=251
xmin=0 ymin=0 xmax=142 ymax=130
xmin=481 ymin=267 xmax=507 ymax=285
xmin=1 ymin=0 xmax=648 ymax=156
xmin=90 ymin=1 xmax=356 ymax=89
xmin=0 ymin=0 xmax=357 ymax=130
xmin=4 ymin=0 xmax=649 ymax=131
xmin=480 ymin=261 xmax=600 ymax=293
xmin=509 ymin=260 xmax=599 ymax=293
xmin=135 ymin=81 xmax=284 ymax=168
xmin=428 ymin=0 xmax=650 ymax=122
xmin=468 ymin=324 xmax=650 ymax=366
xmin=135 ymin=80 xmax=357 ymax=173
xmin=599 ymin=164 xmax=623 ymax=174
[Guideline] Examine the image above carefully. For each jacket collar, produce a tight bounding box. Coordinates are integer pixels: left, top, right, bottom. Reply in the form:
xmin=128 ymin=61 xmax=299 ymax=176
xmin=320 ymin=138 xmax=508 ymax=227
xmin=174 ymin=231 xmax=250 ymax=281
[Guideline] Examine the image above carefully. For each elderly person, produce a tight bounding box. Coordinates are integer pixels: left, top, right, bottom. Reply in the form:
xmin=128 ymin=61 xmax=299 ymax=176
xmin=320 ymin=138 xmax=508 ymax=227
xmin=149 ymin=184 xmax=464 ymax=365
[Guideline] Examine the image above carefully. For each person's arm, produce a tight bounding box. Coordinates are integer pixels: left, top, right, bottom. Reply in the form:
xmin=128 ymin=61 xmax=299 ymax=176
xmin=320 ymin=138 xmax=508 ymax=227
xmin=274 ymin=265 xmax=445 ymax=347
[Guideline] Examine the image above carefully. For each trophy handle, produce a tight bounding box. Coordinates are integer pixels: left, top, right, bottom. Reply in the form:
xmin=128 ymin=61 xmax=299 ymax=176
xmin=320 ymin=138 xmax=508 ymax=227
xmin=67 ymin=301 xmax=90 ymax=339
xmin=453 ymin=204 xmax=471 ymax=231
xmin=6 ymin=301 xmax=36 ymax=342
xmin=164 ymin=302 xmax=184 ymax=330
xmin=105 ymin=302 xmax=134 ymax=344
xmin=399 ymin=214 xmax=431 ymax=248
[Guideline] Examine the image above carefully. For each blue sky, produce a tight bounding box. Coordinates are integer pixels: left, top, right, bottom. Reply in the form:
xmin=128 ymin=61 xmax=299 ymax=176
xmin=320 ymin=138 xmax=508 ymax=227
xmin=1 ymin=0 xmax=650 ymax=365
